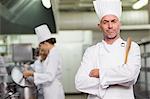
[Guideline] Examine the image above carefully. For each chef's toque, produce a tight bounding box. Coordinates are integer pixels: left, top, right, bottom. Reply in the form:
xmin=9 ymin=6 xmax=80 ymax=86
xmin=93 ymin=0 xmax=122 ymax=21
xmin=35 ymin=24 xmax=52 ymax=43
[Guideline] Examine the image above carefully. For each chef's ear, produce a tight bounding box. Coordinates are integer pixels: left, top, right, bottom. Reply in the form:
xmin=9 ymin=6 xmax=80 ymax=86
xmin=97 ymin=23 xmax=102 ymax=31
xmin=97 ymin=23 xmax=100 ymax=27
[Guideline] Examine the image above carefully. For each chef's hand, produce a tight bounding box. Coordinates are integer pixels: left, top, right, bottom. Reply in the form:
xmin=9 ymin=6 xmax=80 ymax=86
xmin=23 ymin=70 xmax=34 ymax=78
xmin=89 ymin=68 xmax=100 ymax=78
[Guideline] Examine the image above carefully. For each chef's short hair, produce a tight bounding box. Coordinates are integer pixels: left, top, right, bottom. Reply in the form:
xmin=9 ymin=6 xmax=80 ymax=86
xmin=40 ymin=38 xmax=56 ymax=45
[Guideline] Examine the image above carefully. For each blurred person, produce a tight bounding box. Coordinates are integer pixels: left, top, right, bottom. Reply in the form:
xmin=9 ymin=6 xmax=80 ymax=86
xmin=75 ymin=0 xmax=141 ymax=99
xmin=23 ymin=24 xmax=64 ymax=99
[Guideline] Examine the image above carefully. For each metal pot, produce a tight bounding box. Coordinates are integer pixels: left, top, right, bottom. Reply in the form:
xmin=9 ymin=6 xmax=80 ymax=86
xmin=11 ymin=66 xmax=37 ymax=99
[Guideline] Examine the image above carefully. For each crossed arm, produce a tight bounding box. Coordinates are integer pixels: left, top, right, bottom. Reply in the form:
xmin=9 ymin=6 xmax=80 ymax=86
xmin=75 ymin=43 xmax=141 ymax=95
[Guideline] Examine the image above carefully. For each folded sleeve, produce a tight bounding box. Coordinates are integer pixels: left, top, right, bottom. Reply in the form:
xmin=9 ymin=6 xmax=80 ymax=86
xmin=99 ymin=42 xmax=141 ymax=88
xmin=34 ymin=53 xmax=59 ymax=85
xmin=75 ymin=47 xmax=100 ymax=96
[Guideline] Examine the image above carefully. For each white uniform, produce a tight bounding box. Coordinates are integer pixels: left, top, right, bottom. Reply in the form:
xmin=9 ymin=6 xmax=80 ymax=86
xmin=75 ymin=38 xmax=141 ymax=99
xmin=32 ymin=47 xmax=64 ymax=99
xmin=31 ymin=58 xmax=44 ymax=99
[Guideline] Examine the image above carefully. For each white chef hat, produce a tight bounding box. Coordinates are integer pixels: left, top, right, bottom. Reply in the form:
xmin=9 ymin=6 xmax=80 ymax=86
xmin=93 ymin=0 xmax=122 ymax=21
xmin=35 ymin=24 xmax=52 ymax=43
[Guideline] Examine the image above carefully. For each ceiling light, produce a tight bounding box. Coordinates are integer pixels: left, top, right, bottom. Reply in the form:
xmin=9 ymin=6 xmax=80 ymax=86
xmin=41 ymin=0 xmax=51 ymax=9
xmin=132 ymin=0 xmax=148 ymax=9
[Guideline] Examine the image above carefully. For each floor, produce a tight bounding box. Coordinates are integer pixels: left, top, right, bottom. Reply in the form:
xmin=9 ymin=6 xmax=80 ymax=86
xmin=65 ymin=93 xmax=87 ymax=99
xmin=65 ymin=92 xmax=150 ymax=99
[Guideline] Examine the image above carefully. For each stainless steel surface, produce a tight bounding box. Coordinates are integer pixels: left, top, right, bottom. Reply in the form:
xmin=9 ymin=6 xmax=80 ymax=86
xmin=11 ymin=66 xmax=25 ymax=87
xmin=11 ymin=66 xmax=37 ymax=99
xmin=59 ymin=0 xmax=140 ymax=11
xmin=0 ymin=82 xmax=18 ymax=99
xmin=0 ymin=0 xmax=57 ymax=34
xmin=11 ymin=66 xmax=34 ymax=87
xmin=135 ymin=41 xmax=150 ymax=99
xmin=12 ymin=43 xmax=33 ymax=62
xmin=0 ymin=65 xmax=9 ymax=83
xmin=0 ymin=82 xmax=7 ymax=99
xmin=15 ymin=86 xmax=37 ymax=99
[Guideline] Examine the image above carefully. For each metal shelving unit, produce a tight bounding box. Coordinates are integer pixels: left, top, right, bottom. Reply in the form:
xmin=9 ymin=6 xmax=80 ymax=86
xmin=135 ymin=40 xmax=150 ymax=99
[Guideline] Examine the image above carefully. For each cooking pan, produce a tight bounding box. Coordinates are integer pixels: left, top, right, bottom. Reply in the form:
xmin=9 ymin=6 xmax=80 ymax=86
xmin=11 ymin=66 xmax=34 ymax=87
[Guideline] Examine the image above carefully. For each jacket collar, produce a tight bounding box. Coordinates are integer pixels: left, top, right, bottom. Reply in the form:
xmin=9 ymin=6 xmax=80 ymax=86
xmin=102 ymin=37 xmax=123 ymax=46
xmin=101 ymin=38 xmax=124 ymax=53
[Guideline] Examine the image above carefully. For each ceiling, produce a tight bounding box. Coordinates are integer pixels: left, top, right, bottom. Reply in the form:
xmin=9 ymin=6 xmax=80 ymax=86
xmin=0 ymin=0 xmax=149 ymax=34
xmin=58 ymin=0 xmax=140 ymax=11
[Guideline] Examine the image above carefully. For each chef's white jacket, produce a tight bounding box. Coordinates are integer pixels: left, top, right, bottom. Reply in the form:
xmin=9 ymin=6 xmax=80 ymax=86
xmin=32 ymin=47 xmax=64 ymax=99
xmin=75 ymin=38 xmax=141 ymax=99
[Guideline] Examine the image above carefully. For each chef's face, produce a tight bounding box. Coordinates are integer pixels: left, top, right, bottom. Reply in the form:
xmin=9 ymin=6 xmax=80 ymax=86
xmin=39 ymin=43 xmax=49 ymax=60
xmin=98 ymin=15 xmax=121 ymax=40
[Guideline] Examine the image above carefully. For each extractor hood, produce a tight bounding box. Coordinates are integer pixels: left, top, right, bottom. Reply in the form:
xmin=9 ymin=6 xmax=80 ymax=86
xmin=0 ymin=0 xmax=57 ymax=34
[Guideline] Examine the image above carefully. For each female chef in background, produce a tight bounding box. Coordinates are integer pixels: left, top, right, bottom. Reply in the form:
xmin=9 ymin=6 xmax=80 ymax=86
xmin=23 ymin=24 xmax=64 ymax=99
